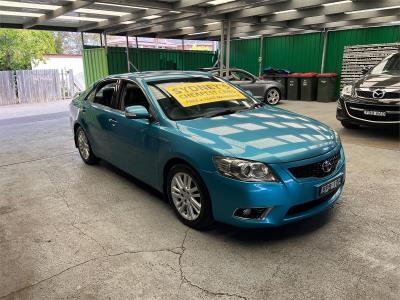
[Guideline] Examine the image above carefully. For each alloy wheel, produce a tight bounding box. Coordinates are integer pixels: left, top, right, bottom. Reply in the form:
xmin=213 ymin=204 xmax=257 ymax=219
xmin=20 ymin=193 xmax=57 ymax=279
xmin=77 ymin=130 xmax=90 ymax=160
xmin=170 ymin=172 xmax=202 ymax=221
xmin=266 ymin=88 xmax=280 ymax=105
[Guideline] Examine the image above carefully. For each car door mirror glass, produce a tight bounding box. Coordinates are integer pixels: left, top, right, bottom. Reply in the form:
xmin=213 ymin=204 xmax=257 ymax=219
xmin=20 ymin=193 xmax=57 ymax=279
xmin=125 ymin=105 xmax=150 ymax=119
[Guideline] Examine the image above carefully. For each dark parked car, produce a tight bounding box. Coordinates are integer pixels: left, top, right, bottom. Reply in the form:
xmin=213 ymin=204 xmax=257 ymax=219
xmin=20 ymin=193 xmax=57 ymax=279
xmin=199 ymin=68 xmax=285 ymax=105
xmin=337 ymin=52 xmax=400 ymax=128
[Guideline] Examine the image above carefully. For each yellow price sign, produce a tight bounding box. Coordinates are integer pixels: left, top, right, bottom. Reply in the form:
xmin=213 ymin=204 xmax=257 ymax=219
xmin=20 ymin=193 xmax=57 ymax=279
xmin=165 ymin=81 xmax=246 ymax=107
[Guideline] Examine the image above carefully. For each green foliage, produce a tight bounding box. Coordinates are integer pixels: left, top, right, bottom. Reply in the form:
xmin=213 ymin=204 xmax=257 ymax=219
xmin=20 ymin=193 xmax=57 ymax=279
xmin=0 ymin=29 xmax=57 ymax=70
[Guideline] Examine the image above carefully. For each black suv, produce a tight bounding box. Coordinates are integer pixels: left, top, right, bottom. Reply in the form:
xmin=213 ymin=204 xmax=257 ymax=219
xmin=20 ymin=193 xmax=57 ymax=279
xmin=336 ymin=52 xmax=400 ymax=128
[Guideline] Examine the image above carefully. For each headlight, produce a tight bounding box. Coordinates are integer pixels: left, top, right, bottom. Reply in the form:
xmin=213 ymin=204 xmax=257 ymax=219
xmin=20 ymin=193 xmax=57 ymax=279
xmin=213 ymin=157 xmax=278 ymax=182
xmin=341 ymin=84 xmax=353 ymax=97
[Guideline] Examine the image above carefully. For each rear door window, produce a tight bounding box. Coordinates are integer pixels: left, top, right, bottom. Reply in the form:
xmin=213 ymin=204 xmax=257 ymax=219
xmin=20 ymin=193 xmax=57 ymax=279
xmin=87 ymin=81 xmax=118 ymax=108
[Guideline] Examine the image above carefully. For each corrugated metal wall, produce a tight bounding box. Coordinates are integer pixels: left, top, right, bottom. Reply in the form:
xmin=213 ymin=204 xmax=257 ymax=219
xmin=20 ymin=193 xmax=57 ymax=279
xmin=106 ymin=47 xmax=215 ymax=75
xmin=263 ymin=32 xmax=324 ymax=73
xmin=82 ymin=48 xmax=109 ymax=86
xmin=324 ymin=25 xmax=400 ymax=93
xmin=229 ymin=38 xmax=260 ymax=75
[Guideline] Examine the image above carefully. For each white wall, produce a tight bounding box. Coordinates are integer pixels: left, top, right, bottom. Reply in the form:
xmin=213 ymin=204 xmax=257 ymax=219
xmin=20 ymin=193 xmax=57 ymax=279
xmin=32 ymin=55 xmax=85 ymax=90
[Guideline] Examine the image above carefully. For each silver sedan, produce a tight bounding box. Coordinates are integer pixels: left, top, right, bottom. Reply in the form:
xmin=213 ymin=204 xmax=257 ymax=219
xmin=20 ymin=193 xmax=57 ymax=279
xmin=200 ymin=68 xmax=285 ymax=105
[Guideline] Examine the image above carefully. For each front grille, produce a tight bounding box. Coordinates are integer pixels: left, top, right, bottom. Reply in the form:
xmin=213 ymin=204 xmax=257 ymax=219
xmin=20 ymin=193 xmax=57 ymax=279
xmin=356 ymin=90 xmax=400 ymax=99
xmin=286 ymin=190 xmax=337 ymax=217
xmin=345 ymin=102 xmax=400 ymax=122
xmin=289 ymin=152 xmax=341 ymax=179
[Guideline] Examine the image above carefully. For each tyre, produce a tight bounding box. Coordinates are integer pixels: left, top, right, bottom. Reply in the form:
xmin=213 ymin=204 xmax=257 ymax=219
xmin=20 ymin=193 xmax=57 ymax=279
xmin=341 ymin=120 xmax=360 ymax=129
xmin=265 ymin=88 xmax=281 ymax=105
xmin=166 ymin=164 xmax=214 ymax=229
xmin=75 ymin=127 xmax=99 ymax=165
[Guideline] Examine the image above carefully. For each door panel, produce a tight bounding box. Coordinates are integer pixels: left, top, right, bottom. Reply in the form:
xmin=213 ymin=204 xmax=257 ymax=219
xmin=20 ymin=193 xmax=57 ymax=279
xmin=107 ymin=110 xmax=160 ymax=187
xmin=81 ymin=80 xmax=118 ymax=159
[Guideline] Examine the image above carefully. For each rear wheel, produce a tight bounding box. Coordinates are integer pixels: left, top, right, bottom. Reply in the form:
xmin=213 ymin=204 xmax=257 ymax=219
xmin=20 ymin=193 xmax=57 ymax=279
xmin=167 ymin=164 xmax=213 ymax=229
xmin=341 ymin=120 xmax=360 ymax=129
xmin=76 ymin=127 xmax=99 ymax=164
xmin=265 ymin=88 xmax=281 ymax=105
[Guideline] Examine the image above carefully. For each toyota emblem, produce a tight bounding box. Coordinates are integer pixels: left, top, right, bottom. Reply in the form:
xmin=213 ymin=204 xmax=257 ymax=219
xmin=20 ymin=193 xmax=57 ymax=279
xmin=321 ymin=160 xmax=332 ymax=173
xmin=372 ymin=89 xmax=385 ymax=99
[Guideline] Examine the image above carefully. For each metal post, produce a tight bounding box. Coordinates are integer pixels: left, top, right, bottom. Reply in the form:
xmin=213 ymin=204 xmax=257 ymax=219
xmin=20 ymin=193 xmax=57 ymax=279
xmin=104 ymin=33 xmax=108 ymax=50
xmin=258 ymin=36 xmax=264 ymax=77
xmin=81 ymin=32 xmax=84 ymax=48
xmin=219 ymin=21 xmax=225 ymax=77
xmin=100 ymin=33 xmax=103 ymax=47
xmin=135 ymin=36 xmax=139 ymax=48
xmin=226 ymin=19 xmax=231 ymax=79
xmin=320 ymin=29 xmax=328 ymax=73
xmin=181 ymin=39 xmax=185 ymax=70
xmin=126 ymin=34 xmax=131 ymax=72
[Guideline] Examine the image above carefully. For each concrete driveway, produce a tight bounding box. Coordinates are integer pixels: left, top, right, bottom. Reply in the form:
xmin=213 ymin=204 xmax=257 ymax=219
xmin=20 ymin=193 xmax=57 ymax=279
xmin=0 ymin=101 xmax=399 ymax=299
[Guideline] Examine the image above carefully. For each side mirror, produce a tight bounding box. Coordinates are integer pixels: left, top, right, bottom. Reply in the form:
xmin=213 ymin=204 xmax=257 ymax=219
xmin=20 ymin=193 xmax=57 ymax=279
xmin=125 ymin=105 xmax=150 ymax=119
xmin=361 ymin=66 xmax=371 ymax=75
xmin=245 ymin=90 xmax=253 ymax=96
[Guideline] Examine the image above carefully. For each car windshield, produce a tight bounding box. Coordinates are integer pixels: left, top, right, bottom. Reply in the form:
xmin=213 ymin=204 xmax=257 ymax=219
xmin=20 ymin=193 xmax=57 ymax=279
xmin=147 ymin=76 xmax=262 ymax=121
xmin=370 ymin=53 xmax=400 ymax=75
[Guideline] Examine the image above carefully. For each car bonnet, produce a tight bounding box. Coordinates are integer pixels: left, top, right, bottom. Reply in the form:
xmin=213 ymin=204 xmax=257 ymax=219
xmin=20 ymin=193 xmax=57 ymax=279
xmin=175 ymin=106 xmax=338 ymax=164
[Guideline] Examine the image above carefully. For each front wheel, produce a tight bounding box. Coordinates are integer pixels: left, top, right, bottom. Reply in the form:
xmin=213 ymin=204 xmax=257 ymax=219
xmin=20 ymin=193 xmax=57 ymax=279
xmin=167 ymin=164 xmax=213 ymax=229
xmin=76 ymin=127 xmax=99 ymax=164
xmin=265 ymin=88 xmax=281 ymax=105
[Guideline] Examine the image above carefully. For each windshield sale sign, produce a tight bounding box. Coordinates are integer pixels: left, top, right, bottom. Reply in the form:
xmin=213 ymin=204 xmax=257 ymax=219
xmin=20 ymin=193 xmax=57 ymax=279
xmin=165 ymin=82 xmax=246 ymax=107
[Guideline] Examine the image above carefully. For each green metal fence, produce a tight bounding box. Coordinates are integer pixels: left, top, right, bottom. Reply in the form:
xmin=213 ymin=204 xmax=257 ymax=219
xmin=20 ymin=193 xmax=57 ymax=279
xmin=82 ymin=48 xmax=108 ymax=87
xmin=229 ymin=38 xmax=261 ymax=75
xmin=83 ymin=46 xmax=216 ymax=85
xmin=107 ymin=47 xmax=214 ymax=74
xmin=263 ymin=32 xmax=324 ymax=74
xmin=229 ymin=25 xmax=399 ymax=95
xmin=83 ymin=26 xmax=399 ymax=90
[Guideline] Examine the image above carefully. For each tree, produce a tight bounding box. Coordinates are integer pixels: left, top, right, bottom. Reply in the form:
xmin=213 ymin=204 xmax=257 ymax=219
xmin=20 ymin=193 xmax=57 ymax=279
xmin=0 ymin=29 xmax=56 ymax=70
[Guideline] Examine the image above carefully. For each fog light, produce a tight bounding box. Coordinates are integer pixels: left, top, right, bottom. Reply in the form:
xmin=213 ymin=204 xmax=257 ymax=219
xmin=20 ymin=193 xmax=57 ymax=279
xmin=233 ymin=207 xmax=271 ymax=220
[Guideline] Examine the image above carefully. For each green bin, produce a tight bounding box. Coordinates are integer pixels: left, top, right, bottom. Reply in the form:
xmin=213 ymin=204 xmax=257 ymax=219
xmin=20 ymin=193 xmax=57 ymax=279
xmin=316 ymin=73 xmax=337 ymax=102
xmin=287 ymin=74 xmax=301 ymax=100
xmin=299 ymin=73 xmax=318 ymax=101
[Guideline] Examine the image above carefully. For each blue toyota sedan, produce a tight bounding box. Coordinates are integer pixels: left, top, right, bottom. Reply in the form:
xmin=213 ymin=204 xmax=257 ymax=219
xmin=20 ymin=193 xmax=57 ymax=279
xmin=70 ymin=71 xmax=345 ymax=229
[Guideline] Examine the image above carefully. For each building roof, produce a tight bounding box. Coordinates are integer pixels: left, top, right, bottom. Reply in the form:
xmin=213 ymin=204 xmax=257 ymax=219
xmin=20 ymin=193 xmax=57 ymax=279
xmin=0 ymin=1 xmax=398 ymax=40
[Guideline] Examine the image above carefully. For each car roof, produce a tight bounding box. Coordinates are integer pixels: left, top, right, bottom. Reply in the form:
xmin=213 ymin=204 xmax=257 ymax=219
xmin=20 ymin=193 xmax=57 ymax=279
xmin=105 ymin=70 xmax=213 ymax=82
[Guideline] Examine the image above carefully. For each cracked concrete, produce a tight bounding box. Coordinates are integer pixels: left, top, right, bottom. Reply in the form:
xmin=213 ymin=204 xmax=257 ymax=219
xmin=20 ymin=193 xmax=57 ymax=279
xmin=0 ymin=101 xmax=399 ymax=299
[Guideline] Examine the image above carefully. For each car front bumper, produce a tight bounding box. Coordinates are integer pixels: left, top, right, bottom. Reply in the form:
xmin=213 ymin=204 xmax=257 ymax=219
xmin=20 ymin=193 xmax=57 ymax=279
xmin=200 ymin=146 xmax=345 ymax=228
xmin=336 ymin=96 xmax=400 ymax=128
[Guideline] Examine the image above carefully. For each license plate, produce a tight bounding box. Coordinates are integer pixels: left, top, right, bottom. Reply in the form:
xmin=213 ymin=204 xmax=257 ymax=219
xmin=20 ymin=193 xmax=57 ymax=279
xmin=363 ymin=110 xmax=386 ymax=117
xmin=319 ymin=176 xmax=342 ymax=197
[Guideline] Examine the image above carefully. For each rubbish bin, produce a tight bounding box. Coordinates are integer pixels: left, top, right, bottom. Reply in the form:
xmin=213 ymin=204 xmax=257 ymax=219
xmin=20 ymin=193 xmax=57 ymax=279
xmin=299 ymin=73 xmax=318 ymax=101
xmin=287 ymin=73 xmax=301 ymax=100
xmin=316 ymin=73 xmax=337 ymax=102
xmin=274 ymin=75 xmax=288 ymax=99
